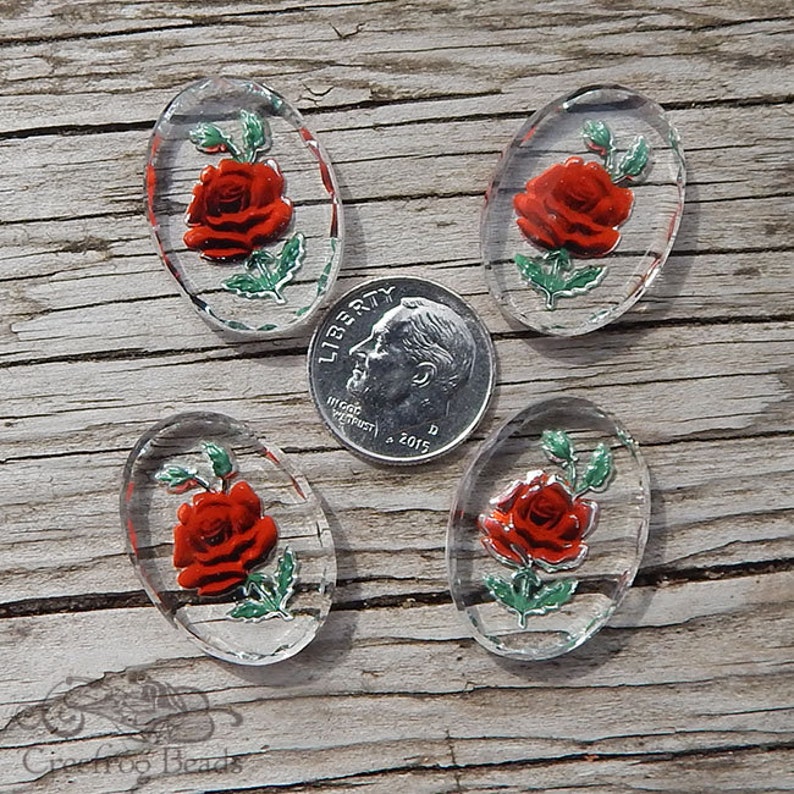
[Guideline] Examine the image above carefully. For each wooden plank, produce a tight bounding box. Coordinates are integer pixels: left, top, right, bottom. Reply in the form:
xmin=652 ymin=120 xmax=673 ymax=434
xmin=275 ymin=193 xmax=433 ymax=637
xmin=1 ymin=322 xmax=791 ymax=454
xmin=0 ymin=572 xmax=791 ymax=790
xmin=1 ymin=1 xmax=792 ymax=136
xmin=3 ymin=103 xmax=792 ymax=221
xmin=0 ymin=99 xmax=790 ymax=367
xmin=0 ymin=432 xmax=791 ymax=609
xmin=0 ymin=0 xmax=792 ymax=790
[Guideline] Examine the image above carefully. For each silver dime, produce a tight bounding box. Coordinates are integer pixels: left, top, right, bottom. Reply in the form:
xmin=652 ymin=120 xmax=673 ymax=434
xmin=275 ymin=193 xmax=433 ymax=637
xmin=308 ymin=277 xmax=495 ymax=464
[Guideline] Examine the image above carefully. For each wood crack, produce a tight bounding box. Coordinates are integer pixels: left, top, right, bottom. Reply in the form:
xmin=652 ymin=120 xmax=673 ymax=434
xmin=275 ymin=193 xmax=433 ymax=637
xmin=1 ymin=559 xmax=790 ymax=620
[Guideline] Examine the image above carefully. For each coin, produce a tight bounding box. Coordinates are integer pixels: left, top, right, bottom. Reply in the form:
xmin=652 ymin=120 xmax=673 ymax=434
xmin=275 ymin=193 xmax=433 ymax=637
xmin=308 ymin=277 xmax=495 ymax=464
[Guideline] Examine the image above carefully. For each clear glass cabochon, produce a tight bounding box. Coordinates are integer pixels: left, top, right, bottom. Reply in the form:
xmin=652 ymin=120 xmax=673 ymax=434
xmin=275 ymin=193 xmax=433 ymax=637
xmin=447 ymin=397 xmax=650 ymax=660
xmin=121 ymin=413 xmax=335 ymax=665
xmin=146 ymin=77 xmax=343 ymax=337
xmin=482 ymin=84 xmax=686 ymax=336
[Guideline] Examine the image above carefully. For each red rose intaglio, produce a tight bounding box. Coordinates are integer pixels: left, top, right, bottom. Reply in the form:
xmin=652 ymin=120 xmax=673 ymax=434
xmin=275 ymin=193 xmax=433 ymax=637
xmin=172 ymin=480 xmax=278 ymax=596
xmin=184 ymin=159 xmax=293 ymax=260
xmin=513 ymin=156 xmax=633 ymax=258
xmin=478 ymin=470 xmax=598 ymax=569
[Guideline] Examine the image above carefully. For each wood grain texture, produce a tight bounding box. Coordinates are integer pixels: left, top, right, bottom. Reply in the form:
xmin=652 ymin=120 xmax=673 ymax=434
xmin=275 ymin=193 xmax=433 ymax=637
xmin=0 ymin=1 xmax=792 ymax=792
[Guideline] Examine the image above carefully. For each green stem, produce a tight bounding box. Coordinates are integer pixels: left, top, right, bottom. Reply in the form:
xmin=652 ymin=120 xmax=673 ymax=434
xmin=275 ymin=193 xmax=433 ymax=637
xmin=193 ymin=475 xmax=213 ymax=491
xmin=606 ymin=148 xmax=617 ymax=179
xmin=224 ymin=138 xmax=244 ymax=161
xmin=566 ymin=461 xmax=577 ymax=489
xmin=514 ymin=565 xmax=541 ymax=599
xmin=249 ymin=252 xmax=269 ymax=278
xmin=545 ymin=248 xmax=571 ymax=280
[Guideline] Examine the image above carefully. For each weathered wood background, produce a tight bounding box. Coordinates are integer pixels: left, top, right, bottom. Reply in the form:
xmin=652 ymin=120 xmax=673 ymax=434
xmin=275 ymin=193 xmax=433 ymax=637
xmin=1 ymin=1 xmax=792 ymax=792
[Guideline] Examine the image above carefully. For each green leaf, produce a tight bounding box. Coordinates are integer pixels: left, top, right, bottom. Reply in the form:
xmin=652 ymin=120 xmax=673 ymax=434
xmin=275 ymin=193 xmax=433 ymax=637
xmin=276 ymin=547 xmax=298 ymax=604
xmin=515 ymin=253 xmax=547 ymax=284
xmin=278 ymin=233 xmax=305 ymax=274
xmin=222 ymin=234 xmax=306 ymax=302
xmin=485 ymin=569 xmax=577 ymax=628
xmin=222 ymin=272 xmax=265 ymax=298
xmin=580 ymin=442 xmax=613 ymax=492
xmin=228 ymin=601 xmax=271 ymax=620
xmin=484 ymin=574 xmax=519 ymax=610
xmin=515 ymin=255 xmax=557 ymax=308
xmin=541 ymin=429 xmax=576 ymax=466
xmin=154 ymin=465 xmax=198 ymax=492
xmin=201 ymin=441 xmax=235 ymax=480
xmin=582 ymin=120 xmax=614 ymax=158
xmin=251 ymin=249 xmax=277 ymax=268
xmin=516 ymin=252 xmax=582 ymax=310
xmin=617 ymin=135 xmax=650 ymax=181
xmin=239 ymin=109 xmax=271 ymax=162
xmin=563 ymin=266 xmax=605 ymax=293
xmin=245 ymin=572 xmax=278 ymax=602
xmin=189 ymin=123 xmax=240 ymax=159
xmin=232 ymin=549 xmax=299 ymax=622
xmin=536 ymin=578 xmax=578 ymax=610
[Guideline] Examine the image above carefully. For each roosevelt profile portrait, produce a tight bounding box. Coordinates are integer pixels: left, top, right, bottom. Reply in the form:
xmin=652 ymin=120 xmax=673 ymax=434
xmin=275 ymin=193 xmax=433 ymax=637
xmin=345 ymin=296 xmax=477 ymax=431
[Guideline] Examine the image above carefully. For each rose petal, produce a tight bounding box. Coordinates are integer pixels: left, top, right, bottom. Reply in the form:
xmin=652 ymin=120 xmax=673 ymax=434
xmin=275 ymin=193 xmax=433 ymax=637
xmin=177 ymin=562 xmax=246 ymax=596
xmin=550 ymin=208 xmax=621 ymax=258
xmin=190 ymin=530 xmax=255 ymax=565
xmin=185 ymin=165 xmax=217 ymax=225
xmin=247 ymin=200 xmax=294 ymax=246
xmin=239 ymin=516 xmax=279 ymax=568
xmin=177 ymin=502 xmax=192 ymax=524
xmin=229 ymin=481 xmax=262 ymax=513
xmin=183 ymin=226 xmax=252 ymax=260
xmin=489 ymin=479 xmax=525 ymax=510
xmin=589 ymin=189 xmax=633 ymax=229
xmin=229 ymin=502 xmax=257 ymax=533
xmin=480 ymin=534 xmax=526 ymax=567
xmin=518 ymin=481 xmax=571 ymax=527
xmin=514 ymin=192 xmax=563 ymax=250
xmin=248 ymin=161 xmax=285 ymax=206
xmin=172 ymin=522 xmax=194 ymax=568
xmin=535 ymin=543 xmax=589 ymax=572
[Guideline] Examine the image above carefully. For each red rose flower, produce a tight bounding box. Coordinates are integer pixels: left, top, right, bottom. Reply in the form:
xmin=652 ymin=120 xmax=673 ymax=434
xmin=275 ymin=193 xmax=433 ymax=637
xmin=513 ymin=156 xmax=633 ymax=258
xmin=478 ymin=470 xmax=598 ymax=570
xmin=183 ymin=159 xmax=293 ymax=260
xmin=172 ymin=480 xmax=278 ymax=596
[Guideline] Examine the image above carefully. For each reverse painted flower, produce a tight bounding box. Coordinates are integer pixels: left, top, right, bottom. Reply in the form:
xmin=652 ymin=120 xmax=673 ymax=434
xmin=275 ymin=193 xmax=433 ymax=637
xmin=480 ymin=430 xmax=614 ymax=626
xmin=184 ymin=159 xmax=293 ymax=261
xmin=514 ymin=156 xmax=633 ymax=259
xmin=172 ymin=481 xmax=279 ymax=596
xmin=513 ymin=120 xmax=650 ymax=309
xmin=182 ymin=110 xmax=306 ymax=302
xmin=479 ymin=470 xmax=597 ymax=571
xmin=154 ymin=441 xmax=298 ymax=621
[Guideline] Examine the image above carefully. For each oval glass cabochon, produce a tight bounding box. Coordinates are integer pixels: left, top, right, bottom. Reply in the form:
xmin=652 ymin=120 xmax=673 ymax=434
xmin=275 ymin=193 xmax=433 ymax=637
xmin=482 ymin=84 xmax=685 ymax=336
xmin=121 ymin=413 xmax=335 ymax=665
xmin=447 ymin=397 xmax=650 ymax=660
xmin=146 ymin=77 xmax=343 ymax=336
